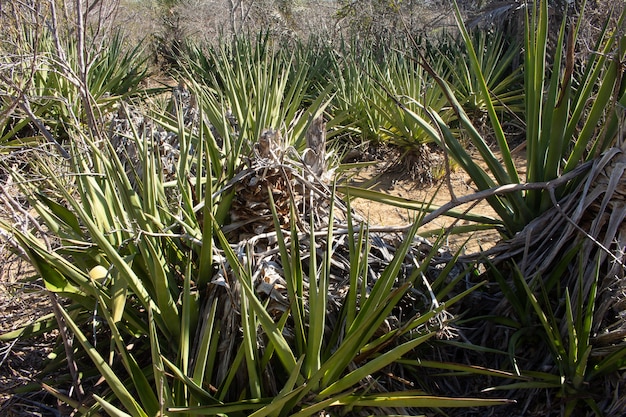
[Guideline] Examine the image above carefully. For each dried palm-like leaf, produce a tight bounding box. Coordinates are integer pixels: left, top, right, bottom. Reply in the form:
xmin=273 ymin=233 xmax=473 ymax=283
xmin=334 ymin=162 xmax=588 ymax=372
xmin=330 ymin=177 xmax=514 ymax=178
xmin=225 ymin=125 xmax=338 ymax=242
xmin=197 ymin=127 xmax=466 ymax=402
xmin=488 ymin=145 xmax=626 ymax=347
xmin=303 ymin=116 xmax=326 ymax=178
xmin=105 ymin=94 xmax=467 ymax=405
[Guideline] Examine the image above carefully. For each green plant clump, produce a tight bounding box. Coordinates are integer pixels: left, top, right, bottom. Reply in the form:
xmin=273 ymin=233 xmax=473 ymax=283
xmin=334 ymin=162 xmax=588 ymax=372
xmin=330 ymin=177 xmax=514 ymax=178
xmin=2 ymin=1 xmax=625 ymax=416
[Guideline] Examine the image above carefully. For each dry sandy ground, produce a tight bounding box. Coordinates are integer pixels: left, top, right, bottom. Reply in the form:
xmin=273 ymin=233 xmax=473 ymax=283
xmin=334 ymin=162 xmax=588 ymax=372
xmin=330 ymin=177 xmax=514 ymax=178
xmin=346 ymin=146 xmax=527 ymax=253
xmin=0 ymin=253 xmax=57 ymax=416
xmin=348 ymin=165 xmax=501 ymax=251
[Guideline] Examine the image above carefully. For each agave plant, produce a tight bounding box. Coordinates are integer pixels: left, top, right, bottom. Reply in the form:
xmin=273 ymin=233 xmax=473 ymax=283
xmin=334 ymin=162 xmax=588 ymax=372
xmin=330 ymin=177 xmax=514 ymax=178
xmin=325 ymin=39 xmax=388 ymax=144
xmin=327 ymin=36 xmax=452 ymax=161
xmin=177 ymin=34 xmax=335 ymax=228
xmin=387 ymin=0 xmax=626 ymax=414
xmin=372 ymin=46 xmax=450 ymax=151
xmin=385 ymin=0 xmax=625 ymax=233
xmin=0 ymin=5 xmax=152 ymax=149
xmin=480 ymin=145 xmax=626 ymax=416
xmin=433 ymin=29 xmax=524 ymax=124
xmin=182 ymin=33 xmax=331 ymax=152
xmin=0 ymin=86 xmax=517 ymax=415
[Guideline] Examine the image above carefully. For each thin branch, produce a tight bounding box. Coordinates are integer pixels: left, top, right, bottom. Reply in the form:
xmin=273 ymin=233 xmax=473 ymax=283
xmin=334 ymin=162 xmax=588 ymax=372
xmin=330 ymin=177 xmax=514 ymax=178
xmin=17 ymin=97 xmax=70 ymax=160
xmin=420 ymin=161 xmax=593 ymax=227
xmin=47 ymin=292 xmax=86 ymax=400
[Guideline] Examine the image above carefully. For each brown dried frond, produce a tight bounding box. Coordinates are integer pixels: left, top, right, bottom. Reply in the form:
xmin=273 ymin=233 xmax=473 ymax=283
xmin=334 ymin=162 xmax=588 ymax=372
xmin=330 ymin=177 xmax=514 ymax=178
xmin=487 ymin=146 xmax=626 ymax=336
xmin=464 ymin=146 xmax=626 ymax=415
xmin=197 ymin=126 xmax=464 ymax=404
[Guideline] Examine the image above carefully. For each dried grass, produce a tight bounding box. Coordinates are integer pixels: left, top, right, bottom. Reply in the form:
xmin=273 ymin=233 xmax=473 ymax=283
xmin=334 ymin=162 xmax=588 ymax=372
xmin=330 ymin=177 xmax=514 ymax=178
xmin=0 ymin=248 xmax=57 ymax=416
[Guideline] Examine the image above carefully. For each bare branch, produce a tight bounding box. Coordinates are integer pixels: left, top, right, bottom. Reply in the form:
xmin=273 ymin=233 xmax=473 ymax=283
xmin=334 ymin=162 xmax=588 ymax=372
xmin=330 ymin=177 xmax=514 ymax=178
xmin=420 ymin=161 xmax=593 ymax=227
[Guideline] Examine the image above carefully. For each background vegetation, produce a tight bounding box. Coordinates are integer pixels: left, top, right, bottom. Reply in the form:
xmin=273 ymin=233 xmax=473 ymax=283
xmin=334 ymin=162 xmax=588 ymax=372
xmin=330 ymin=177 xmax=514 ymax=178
xmin=1 ymin=0 xmax=625 ymax=416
